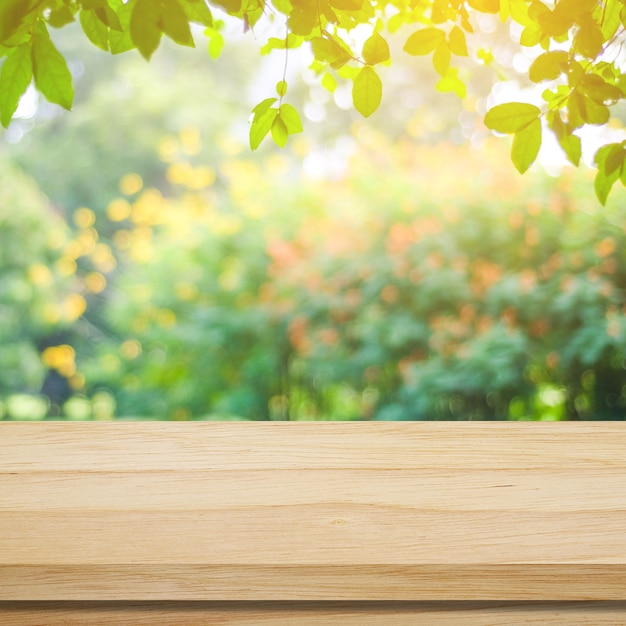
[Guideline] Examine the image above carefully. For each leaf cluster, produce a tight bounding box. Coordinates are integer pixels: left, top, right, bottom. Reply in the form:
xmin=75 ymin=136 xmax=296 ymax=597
xmin=3 ymin=1 xmax=626 ymax=200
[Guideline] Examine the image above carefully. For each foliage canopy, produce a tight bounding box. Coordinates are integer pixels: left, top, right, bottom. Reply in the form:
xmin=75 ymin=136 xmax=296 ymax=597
xmin=3 ymin=0 xmax=626 ymax=201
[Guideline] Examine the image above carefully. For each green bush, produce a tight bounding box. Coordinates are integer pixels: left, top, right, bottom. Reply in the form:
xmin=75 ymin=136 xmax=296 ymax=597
xmin=76 ymin=133 xmax=626 ymax=420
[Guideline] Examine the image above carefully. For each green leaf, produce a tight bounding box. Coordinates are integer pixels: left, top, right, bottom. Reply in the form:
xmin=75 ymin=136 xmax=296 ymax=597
xmin=511 ymin=117 xmax=541 ymax=173
xmin=130 ymin=0 xmax=162 ymax=59
xmin=95 ymin=4 xmax=123 ymax=31
xmin=261 ymin=33 xmax=302 ymax=54
xmin=594 ymin=143 xmax=623 ymax=205
xmin=276 ymin=80 xmax=287 ymax=97
xmin=484 ymin=102 xmax=541 ymax=133
xmin=321 ymin=72 xmax=337 ymax=92
xmin=129 ymin=0 xmax=194 ymax=58
xmin=183 ymin=0 xmax=213 ymax=26
xmin=549 ymin=112 xmax=581 ymax=166
xmin=329 ymin=0 xmax=362 ymax=10
xmin=0 ymin=0 xmax=37 ymax=43
xmin=520 ymin=24 xmax=542 ymax=47
xmin=80 ymin=9 xmax=109 ymax=51
xmin=579 ymin=73 xmax=622 ymax=104
xmin=279 ymin=103 xmax=303 ymax=134
xmin=601 ymin=0 xmax=621 ymax=40
xmin=573 ymin=14 xmax=604 ymax=59
xmin=271 ymin=115 xmax=289 ymax=148
xmin=352 ymin=65 xmax=382 ymax=118
xmin=109 ymin=0 xmax=135 ymax=54
xmin=537 ymin=7 xmax=575 ymax=38
xmin=466 ymin=0 xmax=499 ymax=13
xmin=252 ymin=97 xmax=277 ymax=117
xmin=566 ymin=91 xmax=585 ymax=129
xmin=210 ymin=0 xmax=242 ymax=13
xmin=604 ymin=145 xmax=625 ymax=175
xmin=362 ymin=32 xmax=390 ymax=65
xmin=0 ymin=43 xmax=32 ymax=127
xmin=31 ymin=21 xmax=74 ymax=110
xmin=528 ymin=51 xmax=568 ymax=82
xmin=272 ymin=0 xmax=292 ymax=15
xmin=436 ymin=67 xmax=466 ymax=97
xmin=431 ymin=0 xmax=449 ymax=23
xmin=311 ymin=37 xmax=351 ymax=69
xmin=207 ymin=30 xmax=224 ymax=58
xmin=579 ymin=93 xmax=610 ymax=124
xmin=250 ymin=106 xmax=278 ymax=150
xmin=161 ymin=0 xmax=194 ymax=47
xmin=403 ymin=27 xmax=446 ymax=55
xmin=560 ymin=132 xmax=582 ymax=166
xmin=48 ymin=6 xmax=77 ymax=28
xmin=432 ymin=41 xmax=451 ymax=76
xmin=288 ymin=6 xmax=317 ymax=36
xmin=556 ymin=0 xmax=599 ymax=16
xmin=448 ymin=26 xmax=468 ymax=56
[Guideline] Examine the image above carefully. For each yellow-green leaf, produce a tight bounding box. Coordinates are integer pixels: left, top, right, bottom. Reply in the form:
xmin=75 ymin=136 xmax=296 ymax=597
xmin=579 ymin=74 xmax=622 ymax=105
xmin=362 ymin=31 xmax=390 ymax=65
xmin=556 ymin=0 xmax=599 ymax=18
xmin=279 ymin=103 xmax=303 ymax=134
xmin=509 ymin=0 xmax=530 ymax=24
xmin=31 ymin=21 xmax=74 ymax=110
xmin=448 ymin=26 xmax=468 ymax=56
xmin=321 ymin=72 xmax=337 ymax=92
xmin=0 ymin=0 xmax=36 ymax=42
xmin=484 ymin=102 xmax=541 ymax=133
xmin=80 ymin=9 xmax=109 ymax=51
xmin=207 ymin=30 xmax=224 ymax=58
xmin=573 ymin=14 xmax=604 ymax=59
xmin=271 ymin=116 xmax=289 ymax=148
xmin=0 ymin=43 xmax=32 ymax=127
xmin=352 ymin=65 xmax=382 ymax=117
xmin=288 ymin=5 xmax=317 ymax=36
xmin=130 ymin=0 xmax=162 ymax=59
xmin=520 ymin=24 xmax=542 ymax=46
xmin=311 ymin=36 xmax=351 ymax=69
xmin=403 ymin=27 xmax=446 ymax=55
xmin=528 ymin=50 xmax=568 ymax=82
xmin=250 ymin=106 xmax=278 ymax=150
xmin=48 ymin=6 xmax=77 ymax=28
xmin=594 ymin=143 xmax=623 ymax=204
xmin=601 ymin=0 xmax=621 ymax=40
xmin=511 ymin=117 xmax=541 ymax=173
xmin=467 ymin=0 xmax=499 ymax=13
xmin=183 ymin=0 xmax=213 ymax=26
xmin=549 ymin=112 xmax=581 ymax=166
xmin=109 ymin=1 xmax=134 ymax=55
xmin=252 ymin=97 xmax=277 ymax=116
xmin=432 ymin=42 xmax=451 ymax=76
xmin=436 ymin=67 xmax=466 ymax=98
xmin=578 ymin=92 xmax=610 ymax=124
xmin=160 ymin=0 xmax=194 ymax=47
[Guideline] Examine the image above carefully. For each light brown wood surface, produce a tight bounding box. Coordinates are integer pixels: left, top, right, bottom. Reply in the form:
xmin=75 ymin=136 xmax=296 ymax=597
xmin=1 ymin=422 xmax=626 ymax=623
xmin=2 ymin=601 xmax=626 ymax=625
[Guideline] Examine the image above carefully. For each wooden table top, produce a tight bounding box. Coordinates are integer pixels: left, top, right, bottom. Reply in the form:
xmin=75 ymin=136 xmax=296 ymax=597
xmin=1 ymin=422 xmax=625 ymax=602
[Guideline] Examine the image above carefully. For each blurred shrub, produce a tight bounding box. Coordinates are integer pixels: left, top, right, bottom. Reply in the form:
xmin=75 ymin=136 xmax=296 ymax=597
xmin=0 ymin=157 xmax=85 ymax=410
xmin=73 ymin=130 xmax=626 ymax=420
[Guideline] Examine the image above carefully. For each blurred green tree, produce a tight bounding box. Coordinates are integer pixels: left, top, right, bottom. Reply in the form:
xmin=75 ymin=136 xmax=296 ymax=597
xmin=0 ymin=157 xmax=84 ymax=415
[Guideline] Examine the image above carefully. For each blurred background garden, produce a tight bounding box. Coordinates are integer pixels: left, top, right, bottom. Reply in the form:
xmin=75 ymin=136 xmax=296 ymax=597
xmin=2 ymin=18 xmax=626 ymax=421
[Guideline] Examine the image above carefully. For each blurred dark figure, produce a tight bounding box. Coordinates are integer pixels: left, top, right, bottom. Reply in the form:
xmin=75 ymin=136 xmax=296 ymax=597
xmin=40 ymin=368 xmax=72 ymax=417
xmin=36 ymin=332 xmax=73 ymax=417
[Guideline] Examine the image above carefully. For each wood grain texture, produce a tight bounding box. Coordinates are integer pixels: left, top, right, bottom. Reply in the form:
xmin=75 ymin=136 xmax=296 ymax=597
xmin=2 ymin=602 xmax=626 ymax=625
xmin=1 ymin=423 xmax=625 ymax=603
